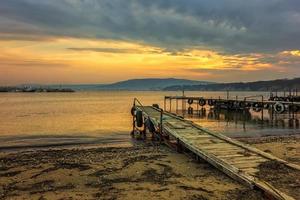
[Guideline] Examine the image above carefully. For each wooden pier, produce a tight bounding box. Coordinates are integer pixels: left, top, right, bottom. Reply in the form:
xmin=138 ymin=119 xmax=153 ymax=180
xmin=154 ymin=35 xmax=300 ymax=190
xmin=131 ymin=98 xmax=300 ymax=200
xmin=163 ymin=95 xmax=300 ymax=128
xmin=164 ymin=95 xmax=300 ymax=114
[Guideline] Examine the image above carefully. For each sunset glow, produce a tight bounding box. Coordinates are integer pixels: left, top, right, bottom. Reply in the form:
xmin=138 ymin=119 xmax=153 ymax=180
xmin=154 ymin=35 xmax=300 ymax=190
xmin=0 ymin=0 xmax=300 ymax=84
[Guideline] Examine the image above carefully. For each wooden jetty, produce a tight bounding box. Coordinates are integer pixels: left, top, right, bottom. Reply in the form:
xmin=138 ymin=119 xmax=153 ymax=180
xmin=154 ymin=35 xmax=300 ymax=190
xmin=131 ymin=98 xmax=300 ymax=200
xmin=164 ymin=95 xmax=300 ymax=113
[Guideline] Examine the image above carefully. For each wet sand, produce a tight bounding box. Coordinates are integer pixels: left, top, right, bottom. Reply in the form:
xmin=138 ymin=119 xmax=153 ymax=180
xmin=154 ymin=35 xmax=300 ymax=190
xmin=0 ymin=135 xmax=299 ymax=200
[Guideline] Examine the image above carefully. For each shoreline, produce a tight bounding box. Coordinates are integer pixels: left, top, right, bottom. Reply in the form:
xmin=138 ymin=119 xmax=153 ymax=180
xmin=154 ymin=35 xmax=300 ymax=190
xmin=0 ymin=134 xmax=133 ymax=153
xmin=0 ymin=134 xmax=299 ymax=199
xmin=1 ymin=132 xmax=299 ymax=152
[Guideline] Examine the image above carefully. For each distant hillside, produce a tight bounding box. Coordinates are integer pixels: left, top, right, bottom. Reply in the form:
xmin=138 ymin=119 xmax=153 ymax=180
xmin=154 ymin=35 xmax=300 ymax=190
xmin=55 ymin=78 xmax=212 ymax=91
xmin=163 ymin=78 xmax=300 ymax=91
xmin=96 ymin=78 xmax=211 ymax=90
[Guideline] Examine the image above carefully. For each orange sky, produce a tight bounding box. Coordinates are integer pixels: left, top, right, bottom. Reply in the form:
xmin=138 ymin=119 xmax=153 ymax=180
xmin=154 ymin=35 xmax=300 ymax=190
xmin=1 ymin=0 xmax=300 ymax=84
xmin=1 ymin=37 xmax=299 ymax=85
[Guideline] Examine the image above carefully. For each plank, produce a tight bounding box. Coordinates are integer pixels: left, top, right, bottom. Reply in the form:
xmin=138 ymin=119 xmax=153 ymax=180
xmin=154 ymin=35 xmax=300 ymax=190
xmin=202 ymin=147 xmax=242 ymax=153
xmin=200 ymin=143 xmax=242 ymax=149
xmin=232 ymin=162 xmax=262 ymax=169
xmin=217 ymin=154 xmax=248 ymax=159
xmin=206 ymin=150 xmax=245 ymax=156
xmin=226 ymin=156 xmax=267 ymax=163
xmin=242 ymin=168 xmax=260 ymax=175
xmin=202 ymin=145 xmax=244 ymax=151
xmin=191 ymin=140 xmax=226 ymax=147
xmin=183 ymin=135 xmax=213 ymax=140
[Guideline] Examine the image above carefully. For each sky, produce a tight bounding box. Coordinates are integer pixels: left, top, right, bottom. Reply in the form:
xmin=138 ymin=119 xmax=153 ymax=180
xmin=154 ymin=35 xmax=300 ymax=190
xmin=0 ymin=0 xmax=300 ymax=84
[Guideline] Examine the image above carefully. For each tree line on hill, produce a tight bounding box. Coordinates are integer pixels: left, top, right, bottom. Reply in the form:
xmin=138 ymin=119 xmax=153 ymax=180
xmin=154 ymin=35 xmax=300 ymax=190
xmin=163 ymin=78 xmax=300 ymax=91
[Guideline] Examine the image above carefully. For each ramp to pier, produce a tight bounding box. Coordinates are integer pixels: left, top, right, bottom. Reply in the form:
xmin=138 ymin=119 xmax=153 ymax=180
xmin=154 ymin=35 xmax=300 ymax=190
xmin=135 ymin=105 xmax=299 ymax=200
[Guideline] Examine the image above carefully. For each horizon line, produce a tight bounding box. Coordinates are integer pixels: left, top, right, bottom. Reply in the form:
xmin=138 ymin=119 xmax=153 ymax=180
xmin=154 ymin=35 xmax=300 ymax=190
xmin=1 ymin=76 xmax=300 ymax=87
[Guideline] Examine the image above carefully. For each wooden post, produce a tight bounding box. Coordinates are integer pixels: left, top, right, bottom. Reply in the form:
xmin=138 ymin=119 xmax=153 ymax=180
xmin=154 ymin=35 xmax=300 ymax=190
xmin=160 ymin=109 xmax=163 ymax=142
xmin=169 ymin=98 xmax=172 ymax=112
xmin=292 ymin=101 xmax=295 ymax=119
xmin=270 ymin=104 xmax=274 ymax=127
xmin=236 ymin=95 xmax=238 ymax=112
xmin=243 ymin=97 xmax=246 ymax=117
xmin=261 ymin=96 xmax=264 ymax=122
xmin=131 ymin=99 xmax=136 ymax=137
xmin=164 ymin=97 xmax=166 ymax=111
xmin=176 ymin=138 xmax=182 ymax=153
xmin=182 ymin=98 xmax=185 ymax=114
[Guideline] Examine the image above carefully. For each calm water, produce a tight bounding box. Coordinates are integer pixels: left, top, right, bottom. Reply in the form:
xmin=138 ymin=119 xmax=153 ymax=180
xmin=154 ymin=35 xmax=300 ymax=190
xmin=0 ymin=91 xmax=299 ymax=149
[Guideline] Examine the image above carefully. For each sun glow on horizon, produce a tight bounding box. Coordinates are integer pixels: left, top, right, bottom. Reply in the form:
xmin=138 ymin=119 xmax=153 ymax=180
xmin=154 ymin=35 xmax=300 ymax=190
xmin=0 ymin=37 xmax=299 ymax=85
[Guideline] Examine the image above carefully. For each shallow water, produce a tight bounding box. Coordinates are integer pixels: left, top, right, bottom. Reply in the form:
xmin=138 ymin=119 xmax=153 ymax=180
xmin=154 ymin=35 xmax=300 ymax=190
xmin=0 ymin=91 xmax=299 ymax=148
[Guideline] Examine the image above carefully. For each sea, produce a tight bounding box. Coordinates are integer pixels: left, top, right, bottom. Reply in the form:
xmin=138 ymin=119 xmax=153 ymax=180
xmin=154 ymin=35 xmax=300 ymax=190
xmin=0 ymin=91 xmax=299 ymax=149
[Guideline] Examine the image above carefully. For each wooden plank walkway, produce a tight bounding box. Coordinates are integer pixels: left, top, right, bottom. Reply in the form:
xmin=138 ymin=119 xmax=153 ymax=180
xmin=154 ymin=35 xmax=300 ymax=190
xmin=135 ymin=105 xmax=300 ymax=200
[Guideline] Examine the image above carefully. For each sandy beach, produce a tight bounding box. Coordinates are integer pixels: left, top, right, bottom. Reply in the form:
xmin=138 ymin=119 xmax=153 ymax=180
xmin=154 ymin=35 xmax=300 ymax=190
xmin=240 ymin=135 xmax=300 ymax=199
xmin=1 ymin=0 xmax=300 ymax=198
xmin=0 ymin=135 xmax=299 ymax=200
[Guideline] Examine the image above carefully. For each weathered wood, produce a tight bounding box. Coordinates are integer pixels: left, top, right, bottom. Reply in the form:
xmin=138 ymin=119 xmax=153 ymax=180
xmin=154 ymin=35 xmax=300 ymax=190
xmin=233 ymin=162 xmax=262 ymax=169
xmin=209 ymin=150 xmax=246 ymax=156
xmin=199 ymin=143 xmax=242 ymax=149
xmin=189 ymin=122 xmax=300 ymax=171
xmin=242 ymin=168 xmax=260 ymax=175
xmin=183 ymin=136 xmax=214 ymax=140
xmin=135 ymin=105 xmax=299 ymax=200
xmin=217 ymin=154 xmax=249 ymax=159
xmin=225 ymin=156 xmax=267 ymax=162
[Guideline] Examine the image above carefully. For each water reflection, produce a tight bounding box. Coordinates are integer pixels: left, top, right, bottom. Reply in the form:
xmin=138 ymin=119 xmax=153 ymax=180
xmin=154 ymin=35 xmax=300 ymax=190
xmin=0 ymin=91 xmax=299 ymax=148
xmin=176 ymin=107 xmax=300 ymax=137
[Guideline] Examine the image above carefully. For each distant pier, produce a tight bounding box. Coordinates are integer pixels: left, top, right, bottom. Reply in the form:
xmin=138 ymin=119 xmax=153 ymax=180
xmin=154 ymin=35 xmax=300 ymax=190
xmin=163 ymin=95 xmax=300 ymax=128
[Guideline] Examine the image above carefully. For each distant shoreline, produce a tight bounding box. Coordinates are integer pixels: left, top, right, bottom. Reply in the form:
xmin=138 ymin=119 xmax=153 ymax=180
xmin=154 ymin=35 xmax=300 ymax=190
xmin=1 ymin=77 xmax=299 ymax=91
xmin=0 ymin=87 xmax=75 ymax=93
xmin=0 ymin=88 xmax=296 ymax=92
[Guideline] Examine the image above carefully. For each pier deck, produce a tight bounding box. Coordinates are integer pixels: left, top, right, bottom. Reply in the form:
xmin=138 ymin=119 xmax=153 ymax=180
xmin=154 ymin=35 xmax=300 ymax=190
xmin=135 ymin=105 xmax=300 ymax=200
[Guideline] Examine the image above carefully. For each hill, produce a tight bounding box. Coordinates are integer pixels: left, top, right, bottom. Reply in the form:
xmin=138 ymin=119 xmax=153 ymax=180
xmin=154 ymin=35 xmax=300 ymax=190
xmin=163 ymin=78 xmax=300 ymax=91
xmin=96 ymin=78 xmax=211 ymax=90
xmin=54 ymin=78 xmax=212 ymax=91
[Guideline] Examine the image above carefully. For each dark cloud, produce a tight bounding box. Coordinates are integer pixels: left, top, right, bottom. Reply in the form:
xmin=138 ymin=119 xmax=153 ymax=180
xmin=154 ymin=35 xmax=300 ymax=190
xmin=0 ymin=0 xmax=300 ymax=53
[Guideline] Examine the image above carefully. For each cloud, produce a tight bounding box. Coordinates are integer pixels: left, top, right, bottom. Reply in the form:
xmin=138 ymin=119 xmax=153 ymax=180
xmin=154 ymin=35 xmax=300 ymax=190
xmin=0 ymin=0 xmax=299 ymax=53
xmin=280 ymin=50 xmax=300 ymax=57
xmin=184 ymin=50 xmax=300 ymax=82
xmin=67 ymin=47 xmax=161 ymax=54
xmin=0 ymin=58 xmax=69 ymax=69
